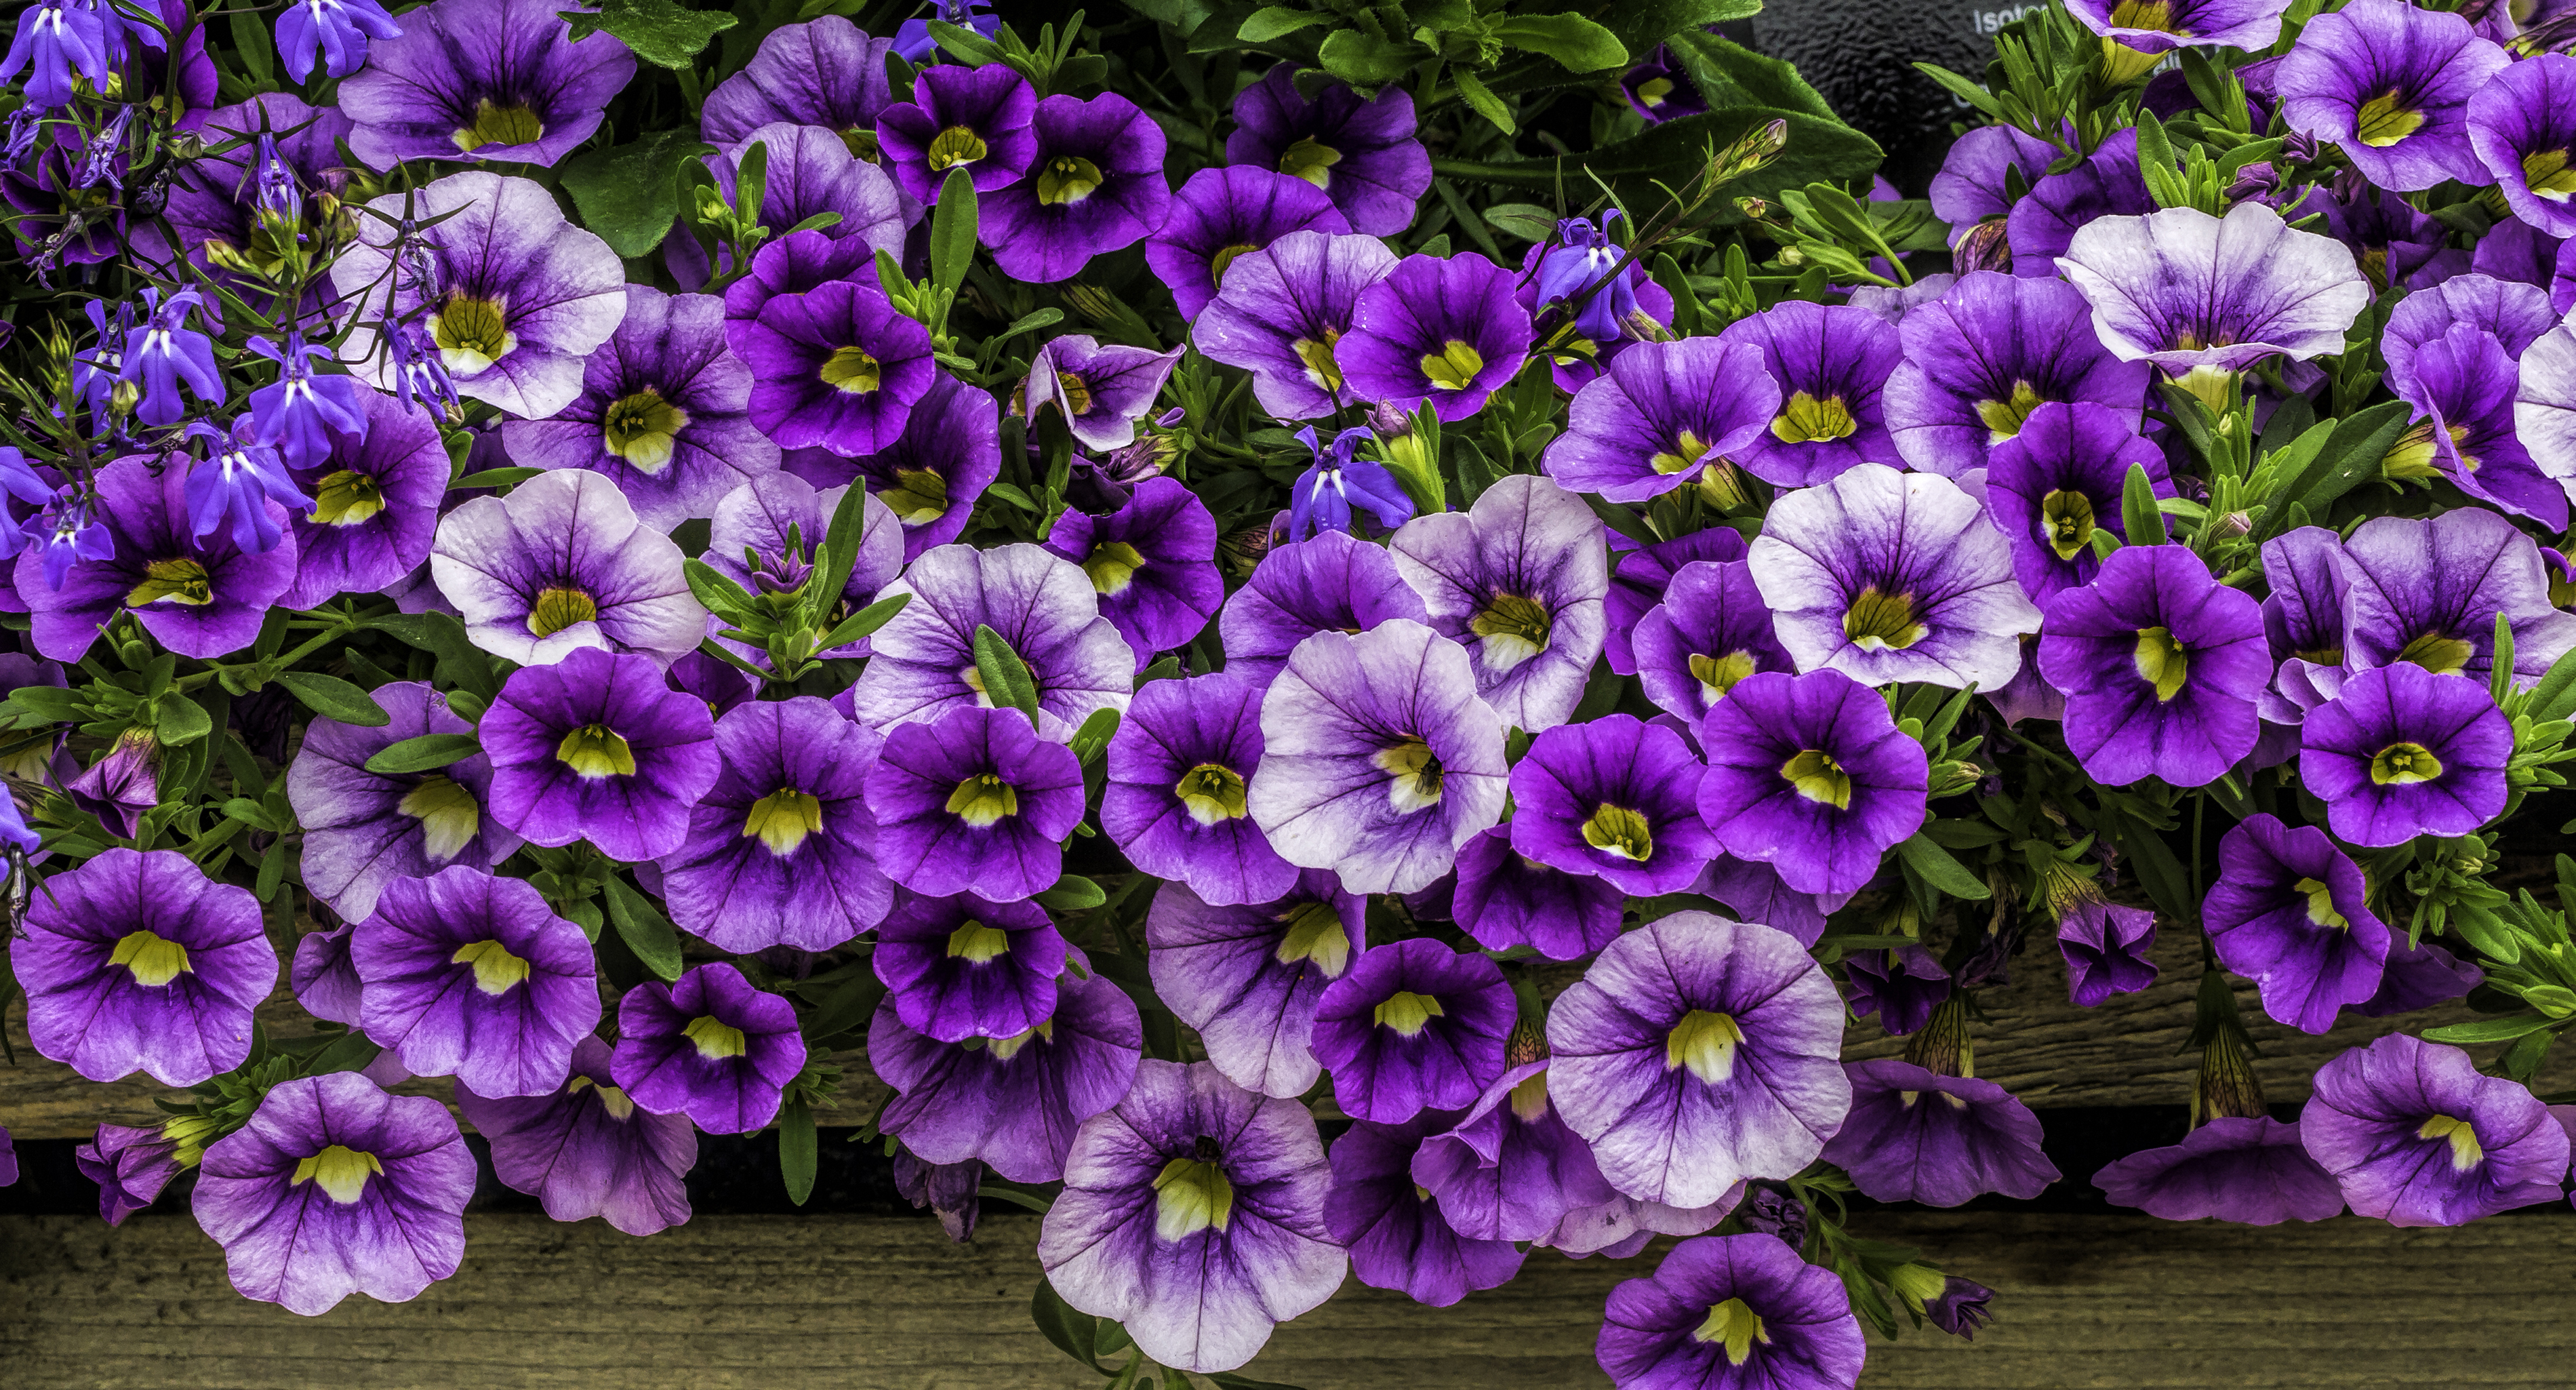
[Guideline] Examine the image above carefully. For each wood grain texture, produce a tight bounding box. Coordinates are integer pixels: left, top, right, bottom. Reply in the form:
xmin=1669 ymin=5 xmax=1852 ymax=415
xmin=6 ymin=1210 xmax=2576 ymax=1389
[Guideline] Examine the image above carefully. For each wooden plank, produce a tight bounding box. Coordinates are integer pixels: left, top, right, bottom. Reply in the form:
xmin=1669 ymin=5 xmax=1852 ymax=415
xmin=6 ymin=1210 xmax=2576 ymax=1388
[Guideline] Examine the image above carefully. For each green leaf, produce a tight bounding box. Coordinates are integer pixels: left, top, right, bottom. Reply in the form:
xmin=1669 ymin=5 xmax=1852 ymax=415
xmin=369 ymin=611 xmax=500 ymax=700
xmin=1895 ymin=832 xmax=1991 ymax=900
xmin=683 ymin=557 xmax=760 ymax=620
xmin=1434 ymin=107 xmax=1881 ymax=222
xmin=2531 ymin=642 xmax=2576 ymax=723
xmin=972 ymin=624 xmax=1043 ymax=729
xmin=363 ymin=732 xmax=483 ymax=776
xmin=2286 ymin=400 xmax=2411 ymax=517
xmin=3 ymin=685 xmax=85 ymax=724
xmin=1029 ymin=1278 xmax=1102 ymax=1372
xmin=275 ymin=672 xmax=392 ymax=728
xmin=1595 ymin=0 xmax=1762 ymax=64
xmin=601 ymin=876 xmax=685 ymax=982
xmin=816 ymin=593 xmax=912 ymax=652
xmin=226 ymin=7 xmax=275 ymax=87
xmin=561 ymin=129 xmax=713 ymax=258
xmin=929 ymin=167 xmax=980 ymax=294
xmin=799 ymin=971 xmax=883 ymax=1042
xmin=155 ymin=696 xmax=214 ymax=748
xmin=1238 ymin=5 xmax=1328 ymax=41
xmin=779 ymin=1100 xmax=818 ymax=1206
xmin=1316 ymin=29 xmax=1417 ymax=86
xmin=1667 ymin=30 xmax=1839 ymax=120
xmin=2122 ymin=462 xmax=2169 ymax=546
xmin=300 ymin=1031 xmax=380 ymax=1078
xmin=927 ymin=16 xmax=1009 ymax=66
xmin=1482 ymin=201 xmax=1558 ymax=242
xmin=1035 ymin=875 xmax=1108 ymax=912
xmin=559 ymin=0 xmax=736 ymax=69
xmin=1065 ymin=708 xmax=1121 ymax=767
xmin=1452 ymin=67 xmax=1514 ymax=134
xmin=453 ymin=466 xmax=548 ymax=490
xmin=1489 ymin=14 xmax=1626 ymax=73
xmin=808 ymin=479 xmax=877 ymax=629
xmin=2422 ymin=1015 xmax=2557 ymax=1045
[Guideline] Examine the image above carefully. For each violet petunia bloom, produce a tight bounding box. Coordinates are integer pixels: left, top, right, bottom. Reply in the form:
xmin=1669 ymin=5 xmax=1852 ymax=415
xmin=1104 ymin=673 xmax=1297 ymax=908
xmin=1620 ymin=44 xmax=1710 ymax=124
xmin=2322 ymin=189 xmax=2449 ymax=292
xmin=500 ymin=286 xmax=780 ymax=530
xmin=193 ymin=1073 xmax=475 ymax=1317
xmin=292 ymin=926 xmax=365 ymax=1027
xmin=2038 ymin=543 xmax=2270 ymax=789
xmin=2094 ymin=1116 xmax=2346 ymax=1225
xmin=1750 ymin=464 xmax=2040 ymax=692
xmin=1191 ymin=229 xmax=1399 ymax=420
xmin=480 ymin=646 xmax=721 ymax=862
xmin=1548 ymin=913 xmax=1852 ymax=1208
xmin=2299 ymin=662 xmax=2510 ymax=848
xmin=1845 ymin=947 xmax=1952 ymax=1037
xmin=675 ymin=122 xmax=912 ymax=289
xmin=874 ymin=61 xmax=1037 ymax=201
xmin=336 ymin=0 xmax=633 ymax=169
xmin=2333 ymin=509 xmax=2576 ymax=688
xmin=2202 ymin=814 xmax=2392 ymax=1035
xmin=612 ymin=962 xmax=807 ymax=1134
xmin=2468 ymin=55 xmax=2576 ymax=239
xmin=1390 ymin=474 xmax=1607 ymax=732
xmin=354 ymin=867 xmax=599 ymax=1099
xmin=1508 ymin=714 xmax=1714 ymax=896
xmin=1714 ymin=301 xmax=1904 ymax=487
xmin=288 ymin=681 xmax=522 ymax=925
xmin=790 ymin=372 xmax=1001 ymax=561
xmin=1541 ymin=337 xmax=1779 ymax=504
xmin=1596 ymin=1233 xmax=1867 ymax=1390
xmin=660 ymin=696 xmax=892 ymax=953
xmin=2007 ymin=128 xmax=2158 ymax=277
xmin=1022 ymin=336 xmax=1185 ymax=454
xmin=1226 ymin=64 xmax=1430 ymax=236
xmin=1247 ymin=619 xmax=1508 ymax=895
xmin=1411 ymin=1059 xmax=1619 ymax=1244
xmin=67 ymin=730 xmax=156 ymax=839
xmin=2383 ymin=272 xmax=2556 ymax=405
xmin=2065 ymin=0 xmax=2288 ymax=60
xmin=431 ymin=469 xmax=706 ymax=669
xmin=1147 ymin=872 xmax=1365 ymax=1098
xmin=731 ymin=279 xmax=935 ymax=456
xmin=16 ymin=848 xmax=274 ymax=1086
xmin=1327 ymin=1115 xmax=1525 ymax=1307
xmin=2386 ymin=321 xmax=2569 ymax=530
xmin=841 ymin=542 xmax=1133 ymax=741
xmin=1451 ymin=827 xmax=1624 ymax=961
xmin=18 ymin=457 xmax=296 ymax=662
xmin=1695 ymin=669 xmax=1929 ymax=898
xmin=1929 ymin=122 xmax=2057 ymax=239
xmin=1820 ymin=1060 xmax=2061 ymax=1208
xmin=2058 ymin=203 xmax=2370 ymax=396
xmin=1217 ymin=529 xmax=1430 ymax=690
xmin=1605 ymin=529 xmax=1750 ymax=675
xmin=872 ymin=890 xmax=1066 ymax=1044
xmin=2059 ymin=900 xmax=2158 ymax=1007
xmin=1982 ymin=400 xmax=2173 ymax=607
xmin=1037 ymin=1059 xmax=1344 ymax=1375
xmin=981 ymin=92 xmax=1170 ymax=282
xmin=1883 ymin=271 xmax=2152 ymax=479
xmin=865 ymin=705 xmax=1085 ymax=902
xmin=280 ymin=386 xmax=449 ymax=612
xmin=1339 ymin=253 xmax=1534 ymax=422
xmin=872 ymin=945 xmax=1143 ymax=1182
xmin=333 ymin=172 xmax=627 ymax=420
xmin=2274 ymin=0 xmax=2509 ymax=193
xmin=2301 ymin=1033 xmax=2569 ymax=1227
xmin=458 ymin=1036 xmax=698 ymax=1237
xmin=1632 ymin=559 xmax=1796 ymax=726
xmin=700 ymin=16 xmax=895 ymax=152
xmin=1310 ymin=937 xmax=1514 ymax=1124
xmin=2356 ymin=937 xmax=2483 ymax=1017
xmin=1147 ymin=166 xmax=1352 ymax=321
xmin=77 ymin=1122 xmax=190 ymax=1225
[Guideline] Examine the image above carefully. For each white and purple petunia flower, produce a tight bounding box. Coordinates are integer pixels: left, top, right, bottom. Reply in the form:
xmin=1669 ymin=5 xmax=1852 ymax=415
xmin=354 ymin=865 xmax=600 ymax=1098
xmin=288 ymin=681 xmax=523 ymax=925
xmin=1192 ymin=229 xmax=1399 ymax=420
xmin=336 ymin=0 xmax=635 ymax=170
xmin=842 ymin=542 xmax=1133 ymax=740
xmin=1146 ymin=872 xmax=1365 ymax=1098
xmin=1023 ymin=335 xmax=1184 ymax=454
xmin=1542 ymin=337 xmax=1779 ymax=504
xmin=432 ymin=466 xmax=707 ymax=669
xmin=1390 ymin=474 xmax=1607 ymax=732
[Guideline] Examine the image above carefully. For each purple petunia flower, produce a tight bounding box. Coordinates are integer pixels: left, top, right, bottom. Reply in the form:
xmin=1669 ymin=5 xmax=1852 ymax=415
xmin=1596 ymin=1233 xmax=1867 ymax=1390
xmin=1037 ymin=1059 xmax=1343 ymax=1374
xmin=785 ymin=372 xmax=1000 ymax=561
xmin=1146 ymin=165 xmax=1351 ymax=321
xmin=1022 ymin=334 xmax=1184 ymax=455
xmin=431 ymin=469 xmax=706 ymax=668
xmin=1104 ymin=673 xmax=1297 ymax=907
xmin=612 ymin=961 xmax=807 ymax=1135
xmin=458 ymin=1035 xmax=698 ymax=1237
xmin=1390 ymin=474 xmax=1607 ymax=732
xmin=1226 ymin=64 xmax=1430 ymax=237
xmin=1620 ymin=44 xmax=1709 ymax=124
xmin=1508 ymin=714 xmax=1714 ymax=896
xmin=2275 ymin=0 xmax=2509 ymax=193
xmin=1715 ymin=301 xmax=1904 ymax=488
xmin=2038 ymin=543 xmax=2270 ymax=789
xmin=1695 ymin=669 xmax=1929 ymax=898
xmin=193 ymin=1073 xmax=475 ymax=1316
xmin=2007 ymin=128 xmax=2158 ymax=278
xmin=672 ymin=121 xmax=913 ymax=290
xmin=336 ymin=0 xmax=634 ymax=169
xmin=1883 ymin=271 xmax=2151 ymax=478
xmin=1750 ymin=463 xmax=2040 ymax=692
xmin=1930 ymin=123 xmax=2056 ymax=243
xmin=18 ymin=459 xmax=298 ymax=662
xmin=865 ymin=704 xmax=1085 ymax=902
xmin=874 ymin=60 xmax=1036 ymax=202
xmin=279 ymin=388 xmax=447 ymax=611
xmin=1549 ymin=913 xmax=1851 ymax=1207
xmin=291 ymin=925 xmax=364 ymax=1025
xmin=2384 ymin=272 xmax=2557 ymax=405
xmin=1146 ymin=872 xmax=1366 ymax=1098
xmin=2469 ymin=54 xmax=2576 ymax=239
xmin=16 ymin=848 xmax=274 ymax=1086
xmin=2301 ymin=1033 xmax=2569 ymax=1227
xmin=287 ymin=681 xmax=522 ymax=925
xmin=2322 ymin=188 xmax=2449 ymax=292
xmin=2059 ymin=898 xmax=2159 ymax=1007
xmin=872 ymin=889 xmax=1066 ymax=1044
xmin=980 ymin=92 xmax=1169 ymax=282
xmin=2094 ymin=1116 xmax=2346 ymax=1225
xmin=1247 ymin=619 xmax=1508 ymax=895
xmin=701 ymin=16 xmax=895 ymax=153
xmin=1311 ymin=937 xmax=1514 ymax=1124
xmin=1411 ymin=1058 xmax=1619 ymax=1244
xmin=1191 ymin=229 xmax=1398 ymax=420
xmin=354 ymin=866 xmax=600 ymax=1098
xmin=872 ymin=943 xmax=1142 ymax=1183
xmin=1451 ymin=826 xmax=1624 ymax=961
xmin=1327 ymin=1114 xmax=1525 ymax=1307
xmin=480 ymin=646 xmax=721 ymax=861
xmin=731 ymin=279 xmax=935 ymax=456
xmin=1984 ymin=400 xmax=2174 ymax=607
xmin=842 ymin=542 xmax=1132 ymax=741
xmin=2389 ymin=319 xmax=2569 ymax=528
xmin=1845 ymin=946 xmax=1953 ymax=1037
xmin=1821 ymin=1060 xmax=2061 ymax=1208
xmin=2334 ymin=509 xmax=2576 ymax=688
xmin=2064 ymin=0 xmax=2288 ymax=58
xmin=1340 ymin=253 xmax=1534 ymax=422
xmin=660 ymin=696 xmax=891 ymax=953
xmin=2203 ymin=814 xmax=2392 ymax=1035
xmin=2299 ymin=662 xmax=2510 ymax=848
xmin=1605 ymin=529 xmax=1748 ymax=675
xmin=1541 ymin=337 xmax=1779 ymax=504
xmin=1632 ymin=558 xmax=1796 ymax=726
xmin=76 ymin=1121 xmax=191 ymax=1225
xmin=1217 ymin=529 xmax=1430 ymax=690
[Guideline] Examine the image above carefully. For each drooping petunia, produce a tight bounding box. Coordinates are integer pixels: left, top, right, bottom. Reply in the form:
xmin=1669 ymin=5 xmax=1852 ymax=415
xmin=2093 ymin=1116 xmax=2346 ymax=1225
xmin=354 ymin=865 xmax=600 ymax=1098
xmin=1596 ymin=1233 xmax=1868 ymax=1390
xmin=700 ymin=16 xmax=897 ymax=152
xmin=1215 ymin=529 xmax=1430 ymax=691
xmin=1818 ymin=1060 xmax=2061 ymax=1208
xmin=1326 ymin=1113 xmax=1525 ymax=1307
xmin=611 ymin=961 xmax=807 ymax=1135
xmin=458 ymin=1035 xmax=698 ymax=1237
xmin=2202 ymin=814 xmax=2393 ymax=1035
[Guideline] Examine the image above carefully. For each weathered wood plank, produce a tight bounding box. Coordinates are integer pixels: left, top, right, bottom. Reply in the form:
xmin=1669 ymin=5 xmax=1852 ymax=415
xmin=5 ymin=1210 xmax=2575 ymax=1388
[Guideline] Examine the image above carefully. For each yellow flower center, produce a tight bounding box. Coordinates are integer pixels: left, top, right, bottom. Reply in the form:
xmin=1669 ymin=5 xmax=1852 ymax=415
xmin=309 ymin=470 xmax=383 ymax=526
xmin=1633 ymin=77 xmax=1674 ymax=109
xmin=1082 ymin=540 xmax=1146 ymax=595
xmin=1582 ymin=803 xmax=1655 ymax=862
xmin=1209 ymin=243 xmax=1260 ymax=283
xmin=1508 ymin=1071 xmax=1551 ymax=1122
xmin=452 ymin=100 xmax=545 ymax=153
xmin=527 ymin=586 xmax=599 ymax=638
xmin=1273 ymin=900 xmax=1351 ymax=974
xmin=946 ymin=773 xmax=1020 ymax=827
xmin=557 ymin=723 xmax=637 ymax=779
xmin=1666 ymin=1009 xmax=1744 ymax=1084
xmin=432 ymin=293 xmax=515 ymax=376
xmin=1771 ymin=391 xmax=1857 ymax=443
xmin=946 ymin=920 xmax=1012 ymax=961
xmin=290 ymin=1145 xmax=383 ymax=1204
xmin=1375 ymin=736 xmax=1444 ymax=812
xmin=1152 ymin=1155 xmax=1234 ymax=1239
xmin=450 ymin=938 xmax=531 ymax=995
xmin=1418 ymin=339 xmax=1486 ymax=393
xmin=1689 ymin=650 xmax=1758 ymax=703
xmin=1693 ymin=1298 xmax=1771 ymax=1366
xmin=989 ymin=1020 xmax=1053 ymax=1061
xmin=2417 ymin=1113 xmax=2484 ymax=1171
xmin=1175 ymin=762 xmax=1249 ymax=825
xmin=1649 ymin=429 xmax=1714 ymax=477
xmin=2295 ymin=876 xmax=2347 ymax=930
xmin=743 ymin=787 xmax=824 ymax=856
xmin=883 ymin=466 xmax=950 ymax=525
xmin=1276 ymin=136 xmax=1340 ymax=188
xmin=397 ymin=774 xmax=481 ymax=864
xmin=1974 ymin=380 xmax=2045 ymax=443
xmin=603 ymin=388 xmax=692 ymax=473
xmin=1036 ymin=155 xmax=1105 ymax=205
xmin=127 ymin=557 xmax=212 ymax=607
xmin=1373 ymin=990 xmax=1445 ymax=1037
xmin=108 ymin=930 xmax=192 ymax=987
xmin=2108 ymin=0 xmax=2179 ymax=31
xmin=2398 ymin=630 xmax=2474 ymax=676
xmin=2040 ymin=488 xmax=2095 ymax=561
xmin=1470 ymin=592 xmax=1552 ymax=673
xmin=1842 ymin=586 xmax=1923 ymax=650
xmin=821 ymin=346 xmax=882 ymax=394
xmin=2522 ymin=148 xmax=2576 ymax=201
xmin=2371 ymin=741 xmax=2443 ymax=786
xmin=2133 ymin=625 xmax=2190 ymax=702
xmin=1780 ymin=749 xmax=1852 ymax=809
xmin=926 ymin=125 xmax=988 ymax=171
xmin=2354 ymin=90 xmax=2426 ymax=148
xmin=1055 ymin=371 xmax=1095 ymax=416
xmin=684 ymin=1014 xmax=746 ymax=1059
xmin=1293 ymin=328 xmax=1344 ymax=392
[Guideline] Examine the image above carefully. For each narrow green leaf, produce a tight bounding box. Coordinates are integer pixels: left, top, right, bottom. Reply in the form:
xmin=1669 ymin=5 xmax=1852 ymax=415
xmin=1064 ymin=708 xmax=1121 ymax=767
xmin=1035 ymin=875 xmax=1108 ymax=912
xmin=3 ymin=685 xmax=85 ymax=724
xmin=363 ymin=732 xmax=483 ymax=775
xmin=779 ymin=1100 xmax=818 ymax=1206
xmin=1895 ymin=832 xmax=1992 ymax=900
xmin=2492 ymin=610 xmax=2518 ymax=707
xmin=809 ymin=480 xmax=877 ymax=629
xmin=1434 ymin=107 xmax=1881 ymax=221
xmin=1239 ymin=5 xmax=1329 ymax=41
xmin=276 ymin=672 xmax=393 ymax=728
xmin=2421 ymin=1015 xmax=2556 ymax=1045
xmin=1451 ymin=68 xmax=1514 ymax=134
xmin=453 ymin=466 xmax=547 ymax=490
xmin=2287 ymin=400 xmax=2411 ymax=516
xmin=972 ymin=624 xmax=1043 ymax=729
xmin=929 ymin=167 xmax=980 ymax=294
xmin=601 ymin=876 xmax=685 ymax=982
xmin=369 ymin=611 xmax=500 ymax=700
xmin=2122 ymin=462 xmax=2169 ymax=546
xmin=683 ymin=557 xmax=760 ymax=619
xmin=226 ymin=7 xmax=275 ymax=87
xmin=816 ymin=592 xmax=912 ymax=652
xmin=1489 ymin=13 xmax=1626 ymax=72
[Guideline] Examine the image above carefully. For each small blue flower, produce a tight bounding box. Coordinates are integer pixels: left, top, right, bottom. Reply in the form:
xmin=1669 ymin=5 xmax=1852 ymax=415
xmin=119 ymin=289 xmax=224 ymax=428
xmin=1533 ymin=211 xmax=1636 ymax=344
xmin=1 ymin=0 xmax=110 ymax=111
xmin=246 ymin=333 xmax=367 ymax=471
xmin=382 ymin=317 xmax=460 ymax=420
xmin=275 ymin=0 xmax=402 ymax=83
xmin=36 ymin=492 xmax=114 ymax=590
xmin=1285 ymin=425 xmax=1413 ymax=542
xmin=182 ymin=420 xmax=313 ymax=556
xmin=893 ymin=0 xmax=998 ymax=64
